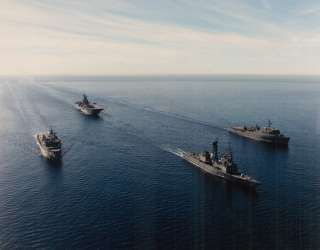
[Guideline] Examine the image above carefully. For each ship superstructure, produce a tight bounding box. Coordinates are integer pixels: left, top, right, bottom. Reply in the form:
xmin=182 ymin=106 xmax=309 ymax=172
xmin=228 ymin=120 xmax=289 ymax=145
xmin=76 ymin=94 xmax=104 ymax=116
xmin=36 ymin=129 xmax=62 ymax=160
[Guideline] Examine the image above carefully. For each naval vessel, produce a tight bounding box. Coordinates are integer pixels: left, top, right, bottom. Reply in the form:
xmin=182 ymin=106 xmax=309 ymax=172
xmin=76 ymin=94 xmax=104 ymax=116
xmin=173 ymin=141 xmax=260 ymax=187
xmin=227 ymin=120 xmax=289 ymax=145
xmin=36 ymin=129 xmax=62 ymax=160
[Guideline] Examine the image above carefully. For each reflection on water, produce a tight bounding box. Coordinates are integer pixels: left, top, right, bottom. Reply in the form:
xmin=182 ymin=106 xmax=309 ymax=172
xmin=43 ymin=158 xmax=63 ymax=168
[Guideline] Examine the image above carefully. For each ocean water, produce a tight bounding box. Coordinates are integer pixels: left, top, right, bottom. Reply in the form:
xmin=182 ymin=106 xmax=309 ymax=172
xmin=0 ymin=76 xmax=319 ymax=249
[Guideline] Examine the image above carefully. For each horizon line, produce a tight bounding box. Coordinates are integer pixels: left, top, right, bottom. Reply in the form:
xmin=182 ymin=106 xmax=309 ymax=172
xmin=1 ymin=73 xmax=320 ymax=78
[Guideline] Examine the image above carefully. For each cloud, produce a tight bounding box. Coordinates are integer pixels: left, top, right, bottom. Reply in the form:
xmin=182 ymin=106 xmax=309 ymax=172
xmin=260 ymin=0 xmax=272 ymax=10
xmin=0 ymin=0 xmax=320 ymax=75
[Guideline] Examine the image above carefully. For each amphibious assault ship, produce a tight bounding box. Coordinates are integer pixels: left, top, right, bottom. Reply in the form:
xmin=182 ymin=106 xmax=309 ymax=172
xmin=174 ymin=141 xmax=260 ymax=187
xmin=227 ymin=120 xmax=289 ymax=145
xmin=76 ymin=94 xmax=104 ymax=116
xmin=36 ymin=129 xmax=62 ymax=160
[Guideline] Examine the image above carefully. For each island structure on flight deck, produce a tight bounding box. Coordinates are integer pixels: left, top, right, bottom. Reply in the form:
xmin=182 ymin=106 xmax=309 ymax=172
xmin=227 ymin=120 xmax=289 ymax=146
xmin=76 ymin=94 xmax=104 ymax=116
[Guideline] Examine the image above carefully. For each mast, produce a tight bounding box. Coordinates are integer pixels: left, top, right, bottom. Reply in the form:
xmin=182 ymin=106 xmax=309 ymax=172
xmin=212 ymin=140 xmax=218 ymax=162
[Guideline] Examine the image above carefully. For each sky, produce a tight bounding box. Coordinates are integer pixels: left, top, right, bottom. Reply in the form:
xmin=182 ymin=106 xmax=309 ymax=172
xmin=1 ymin=0 xmax=320 ymax=76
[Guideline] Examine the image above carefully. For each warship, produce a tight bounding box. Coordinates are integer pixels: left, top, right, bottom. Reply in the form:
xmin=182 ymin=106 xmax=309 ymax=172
xmin=227 ymin=120 xmax=289 ymax=145
xmin=173 ymin=141 xmax=260 ymax=187
xmin=75 ymin=94 xmax=104 ymax=116
xmin=36 ymin=129 xmax=62 ymax=160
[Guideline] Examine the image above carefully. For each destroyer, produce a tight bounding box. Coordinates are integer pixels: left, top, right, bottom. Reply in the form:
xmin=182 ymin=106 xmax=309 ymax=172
xmin=36 ymin=129 xmax=62 ymax=160
xmin=175 ymin=141 xmax=260 ymax=187
xmin=227 ymin=120 xmax=289 ymax=145
xmin=76 ymin=94 xmax=104 ymax=116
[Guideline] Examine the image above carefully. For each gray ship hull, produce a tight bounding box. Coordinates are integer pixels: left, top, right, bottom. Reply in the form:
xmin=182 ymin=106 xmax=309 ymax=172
xmin=175 ymin=149 xmax=260 ymax=187
xmin=227 ymin=128 xmax=289 ymax=145
xmin=78 ymin=106 xmax=103 ymax=116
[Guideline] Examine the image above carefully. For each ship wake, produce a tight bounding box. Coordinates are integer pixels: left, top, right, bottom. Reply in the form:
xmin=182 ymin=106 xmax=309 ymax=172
xmin=161 ymin=145 xmax=185 ymax=158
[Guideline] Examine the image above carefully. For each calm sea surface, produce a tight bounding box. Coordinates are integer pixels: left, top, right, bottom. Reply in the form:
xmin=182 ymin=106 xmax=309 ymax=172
xmin=0 ymin=76 xmax=320 ymax=249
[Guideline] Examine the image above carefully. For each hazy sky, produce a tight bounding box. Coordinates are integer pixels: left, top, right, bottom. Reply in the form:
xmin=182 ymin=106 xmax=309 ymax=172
xmin=1 ymin=0 xmax=320 ymax=75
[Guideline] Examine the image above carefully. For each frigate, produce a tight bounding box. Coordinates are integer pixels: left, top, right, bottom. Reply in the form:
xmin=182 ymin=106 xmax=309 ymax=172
xmin=174 ymin=141 xmax=260 ymax=187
